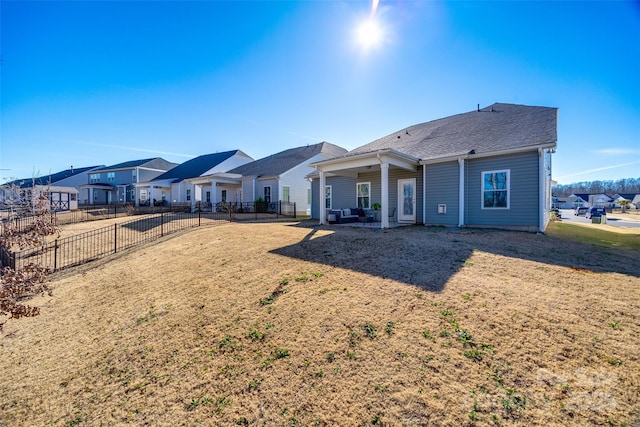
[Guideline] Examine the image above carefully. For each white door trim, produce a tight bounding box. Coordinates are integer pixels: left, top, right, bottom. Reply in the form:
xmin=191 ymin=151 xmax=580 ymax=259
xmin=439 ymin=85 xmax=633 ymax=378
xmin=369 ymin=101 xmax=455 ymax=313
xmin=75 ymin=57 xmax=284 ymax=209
xmin=398 ymin=178 xmax=417 ymax=223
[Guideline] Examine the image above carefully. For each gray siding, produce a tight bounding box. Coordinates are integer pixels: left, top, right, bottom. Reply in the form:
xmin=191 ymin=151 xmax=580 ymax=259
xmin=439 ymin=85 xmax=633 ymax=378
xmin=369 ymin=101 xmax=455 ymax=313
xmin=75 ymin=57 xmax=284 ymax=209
xmin=465 ymin=151 xmax=539 ymax=228
xmin=425 ymin=161 xmax=459 ymax=225
xmin=311 ymin=167 xmax=423 ymax=223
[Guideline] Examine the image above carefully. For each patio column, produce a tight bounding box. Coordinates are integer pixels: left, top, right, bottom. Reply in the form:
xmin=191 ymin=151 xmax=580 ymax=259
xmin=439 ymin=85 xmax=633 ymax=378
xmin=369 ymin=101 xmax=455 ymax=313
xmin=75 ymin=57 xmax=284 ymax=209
xmin=89 ymin=187 xmax=94 ymax=205
xmin=211 ymin=180 xmax=218 ymax=208
xmin=150 ymin=185 xmax=155 ymax=205
xmin=318 ymin=170 xmax=326 ymax=225
xmin=381 ymin=161 xmax=389 ymax=229
xmin=458 ymin=158 xmax=465 ymax=227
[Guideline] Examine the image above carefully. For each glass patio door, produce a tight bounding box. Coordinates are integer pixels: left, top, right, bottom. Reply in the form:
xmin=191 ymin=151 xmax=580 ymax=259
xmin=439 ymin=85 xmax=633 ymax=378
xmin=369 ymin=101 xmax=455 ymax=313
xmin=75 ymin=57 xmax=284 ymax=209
xmin=398 ymin=178 xmax=416 ymax=223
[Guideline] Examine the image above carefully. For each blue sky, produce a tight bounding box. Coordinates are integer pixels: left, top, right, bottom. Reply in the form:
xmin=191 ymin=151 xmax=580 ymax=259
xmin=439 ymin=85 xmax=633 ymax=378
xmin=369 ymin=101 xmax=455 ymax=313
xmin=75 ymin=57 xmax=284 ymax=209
xmin=1 ymin=1 xmax=639 ymax=186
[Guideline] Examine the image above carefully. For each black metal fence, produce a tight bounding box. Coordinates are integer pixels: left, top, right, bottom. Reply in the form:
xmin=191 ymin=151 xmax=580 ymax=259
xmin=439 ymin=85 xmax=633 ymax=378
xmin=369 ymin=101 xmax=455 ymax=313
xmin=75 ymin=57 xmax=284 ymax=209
xmin=2 ymin=211 xmax=219 ymax=272
xmin=0 ymin=201 xmax=297 ymax=272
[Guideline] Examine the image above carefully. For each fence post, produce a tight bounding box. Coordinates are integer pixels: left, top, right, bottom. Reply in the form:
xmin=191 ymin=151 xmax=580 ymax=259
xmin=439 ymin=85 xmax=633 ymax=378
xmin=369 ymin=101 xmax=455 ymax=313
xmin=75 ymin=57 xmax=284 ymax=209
xmin=114 ymin=223 xmax=118 ymax=254
xmin=11 ymin=251 xmax=16 ymax=270
xmin=199 ymin=207 xmax=201 ymax=226
xmin=294 ymin=202 xmax=296 ymax=219
xmin=161 ymin=211 xmax=164 ymax=236
xmin=54 ymin=239 xmax=58 ymax=271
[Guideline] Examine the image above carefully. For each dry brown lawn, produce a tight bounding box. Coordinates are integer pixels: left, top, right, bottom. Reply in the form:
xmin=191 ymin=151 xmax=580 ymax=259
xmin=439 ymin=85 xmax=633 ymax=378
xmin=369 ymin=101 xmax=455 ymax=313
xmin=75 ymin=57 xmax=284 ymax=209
xmin=1 ymin=221 xmax=639 ymax=426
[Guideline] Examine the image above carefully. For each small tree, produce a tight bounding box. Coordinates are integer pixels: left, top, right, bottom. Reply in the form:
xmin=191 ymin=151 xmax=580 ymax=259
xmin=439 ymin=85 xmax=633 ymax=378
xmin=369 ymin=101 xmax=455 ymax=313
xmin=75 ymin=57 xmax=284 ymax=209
xmin=0 ymin=184 xmax=59 ymax=331
xmin=618 ymin=199 xmax=631 ymax=213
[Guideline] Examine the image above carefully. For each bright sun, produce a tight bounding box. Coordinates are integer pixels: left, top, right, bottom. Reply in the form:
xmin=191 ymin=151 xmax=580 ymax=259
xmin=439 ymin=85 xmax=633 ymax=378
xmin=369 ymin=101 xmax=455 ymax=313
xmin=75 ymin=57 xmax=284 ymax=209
xmin=356 ymin=18 xmax=383 ymax=50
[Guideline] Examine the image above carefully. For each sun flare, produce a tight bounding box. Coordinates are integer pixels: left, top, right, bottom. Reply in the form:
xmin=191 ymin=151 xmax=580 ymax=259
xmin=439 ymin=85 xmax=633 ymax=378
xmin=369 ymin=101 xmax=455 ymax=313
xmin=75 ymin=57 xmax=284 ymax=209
xmin=356 ymin=18 xmax=383 ymax=50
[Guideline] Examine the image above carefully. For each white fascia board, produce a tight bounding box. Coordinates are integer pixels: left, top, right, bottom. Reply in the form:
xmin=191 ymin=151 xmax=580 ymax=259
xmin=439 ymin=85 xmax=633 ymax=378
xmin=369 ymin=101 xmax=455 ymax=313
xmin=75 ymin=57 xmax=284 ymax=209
xmin=311 ymin=149 xmax=418 ymax=173
xmin=187 ymin=173 xmax=243 ymax=185
xmin=419 ymin=142 xmax=557 ymax=165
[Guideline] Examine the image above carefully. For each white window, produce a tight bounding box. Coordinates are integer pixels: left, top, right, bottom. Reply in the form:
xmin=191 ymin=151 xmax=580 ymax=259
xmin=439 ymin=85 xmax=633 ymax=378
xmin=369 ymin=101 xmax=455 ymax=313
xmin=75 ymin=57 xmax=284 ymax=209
xmin=186 ymin=189 xmax=191 ymax=201
xmin=132 ymin=169 xmax=138 ymax=182
xmin=89 ymin=173 xmax=100 ymax=183
xmin=482 ymin=170 xmax=510 ymax=209
xmin=140 ymin=189 xmax=148 ymax=201
xmin=325 ymin=185 xmax=332 ymax=209
xmin=107 ymin=172 xmax=115 ymax=183
xmin=264 ymin=186 xmax=271 ymax=203
xmin=356 ymin=182 xmax=370 ymax=209
xmin=206 ymin=191 xmax=211 ymax=203
xmin=221 ymin=189 xmax=227 ymax=203
xmin=282 ymin=186 xmax=290 ymax=203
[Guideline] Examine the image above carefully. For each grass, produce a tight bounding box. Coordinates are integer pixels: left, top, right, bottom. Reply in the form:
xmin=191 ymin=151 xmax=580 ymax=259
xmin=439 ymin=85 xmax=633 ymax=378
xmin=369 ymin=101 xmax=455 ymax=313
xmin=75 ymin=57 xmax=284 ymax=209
xmin=547 ymin=221 xmax=640 ymax=251
xmin=0 ymin=221 xmax=638 ymax=426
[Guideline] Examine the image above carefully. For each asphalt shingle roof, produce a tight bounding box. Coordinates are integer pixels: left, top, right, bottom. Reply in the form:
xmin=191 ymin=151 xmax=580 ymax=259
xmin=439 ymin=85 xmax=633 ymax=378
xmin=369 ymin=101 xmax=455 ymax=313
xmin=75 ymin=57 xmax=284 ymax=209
xmin=3 ymin=166 xmax=102 ymax=188
xmin=152 ymin=150 xmax=248 ymax=183
xmin=228 ymin=142 xmax=347 ymax=177
xmin=94 ymin=158 xmax=178 ymax=172
xmin=348 ymin=103 xmax=557 ymax=160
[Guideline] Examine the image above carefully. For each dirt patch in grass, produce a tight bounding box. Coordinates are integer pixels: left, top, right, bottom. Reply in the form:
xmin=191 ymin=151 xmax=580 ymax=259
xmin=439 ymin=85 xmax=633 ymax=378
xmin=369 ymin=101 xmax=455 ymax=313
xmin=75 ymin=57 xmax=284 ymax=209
xmin=1 ymin=222 xmax=639 ymax=426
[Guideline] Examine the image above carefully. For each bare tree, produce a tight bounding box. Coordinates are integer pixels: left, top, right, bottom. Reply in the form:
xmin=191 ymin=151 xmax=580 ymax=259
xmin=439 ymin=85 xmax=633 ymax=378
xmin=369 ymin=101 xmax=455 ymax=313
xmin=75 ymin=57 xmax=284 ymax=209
xmin=0 ymin=183 xmax=59 ymax=331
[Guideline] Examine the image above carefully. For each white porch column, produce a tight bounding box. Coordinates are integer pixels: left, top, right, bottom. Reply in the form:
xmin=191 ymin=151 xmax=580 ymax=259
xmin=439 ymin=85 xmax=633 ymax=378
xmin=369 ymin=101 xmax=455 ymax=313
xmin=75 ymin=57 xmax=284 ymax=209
xmin=135 ymin=187 xmax=140 ymax=207
xmin=381 ymin=161 xmax=389 ymax=229
xmin=252 ymin=178 xmax=256 ymax=201
xmin=211 ymin=180 xmax=218 ymax=208
xmin=150 ymin=185 xmax=155 ymax=205
xmin=458 ymin=158 xmax=465 ymax=227
xmin=422 ymin=164 xmax=427 ymax=226
xmin=318 ymin=170 xmax=326 ymax=225
xmin=89 ymin=187 xmax=94 ymax=205
xmin=538 ymin=147 xmax=545 ymax=233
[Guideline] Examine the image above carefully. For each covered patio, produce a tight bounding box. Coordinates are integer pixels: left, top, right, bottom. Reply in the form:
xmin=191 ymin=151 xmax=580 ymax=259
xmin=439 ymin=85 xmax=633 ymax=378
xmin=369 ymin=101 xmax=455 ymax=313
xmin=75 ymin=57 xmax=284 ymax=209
xmin=310 ymin=149 xmax=421 ymax=229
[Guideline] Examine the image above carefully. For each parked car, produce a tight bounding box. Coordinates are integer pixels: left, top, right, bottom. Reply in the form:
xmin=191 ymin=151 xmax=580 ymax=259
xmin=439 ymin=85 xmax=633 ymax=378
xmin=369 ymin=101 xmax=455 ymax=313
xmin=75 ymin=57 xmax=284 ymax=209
xmin=585 ymin=207 xmax=607 ymax=219
xmin=574 ymin=207 xmax=588 ymax=216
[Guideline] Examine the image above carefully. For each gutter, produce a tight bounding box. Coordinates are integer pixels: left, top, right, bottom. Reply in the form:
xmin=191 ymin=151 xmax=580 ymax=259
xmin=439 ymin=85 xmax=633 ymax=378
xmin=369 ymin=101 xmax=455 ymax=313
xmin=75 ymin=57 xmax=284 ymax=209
xmin=419 ymin=143 xmax=557 ymax=165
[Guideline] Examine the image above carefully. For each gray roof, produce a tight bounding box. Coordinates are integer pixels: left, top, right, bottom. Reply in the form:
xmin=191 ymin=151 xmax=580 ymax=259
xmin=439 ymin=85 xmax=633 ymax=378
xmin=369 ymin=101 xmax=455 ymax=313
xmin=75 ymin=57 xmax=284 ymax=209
xmin=94 ymin=158 xmax=178 ymax=172
xmin=228 ymin=142 xmax=347 ymax=177
xmin=2 ymin=165 xmax=103 ymax=188
xmin=152 ymin=150 xmax=251 ymax=183
xmin=348 ymin=103 xmax=557 ymax=160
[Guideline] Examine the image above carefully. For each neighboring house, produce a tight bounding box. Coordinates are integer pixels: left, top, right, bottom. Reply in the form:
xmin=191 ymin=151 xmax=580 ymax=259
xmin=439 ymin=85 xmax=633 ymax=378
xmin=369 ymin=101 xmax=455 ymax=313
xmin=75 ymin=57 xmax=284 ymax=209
xmin=310 ymin=103 xmax=558 ymax=232
xmin=188 ymin=142 xmax=347 ymax=215
xmin=135 ymin=150 xmax=254 ymax=207
xmin=611 ymin=193 xmax=638 ymax=209
xmin=80 ymin=158 xmax=178 ymax=205
xmin=1 ymin=166 xmax=103 ymax=211
xmin=561 ymin=194 xmax=589 ymax=209
xmin=571 ymin=193 xmax=613 ymax=208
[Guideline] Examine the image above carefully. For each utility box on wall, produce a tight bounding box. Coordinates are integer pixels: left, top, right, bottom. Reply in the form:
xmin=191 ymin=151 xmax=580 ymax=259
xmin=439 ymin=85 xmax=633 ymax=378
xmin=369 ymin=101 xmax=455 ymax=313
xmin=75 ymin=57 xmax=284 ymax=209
xmin=438 ymin=204 xmax=447 ymax=214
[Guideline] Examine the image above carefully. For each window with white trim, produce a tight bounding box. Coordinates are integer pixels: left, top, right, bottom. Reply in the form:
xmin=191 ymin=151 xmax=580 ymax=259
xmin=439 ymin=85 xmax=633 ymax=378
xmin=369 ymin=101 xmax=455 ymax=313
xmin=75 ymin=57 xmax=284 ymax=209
xmin=221 ymin=189 xmax=227 ymax=203
xmin=482 ymin=170 xmax=510 ymax=209
xmin=264 ymin=186 xmax=271 ymax=203
xmin=89 ymin=173 xmax=100 ymax=183
xmin=325 ymin=185 xmax=332 ymax=209
xmin=132 ymin=169 xmax=137 ymax=182
xmin=107 ymin=172 xmax=115 ymax=183
xmin=282 ymin=186 xmax=290 ymax=202
xmin=356 ymin=182 xmax=370 ymax=209
xmin=186 ymin=189 xmax=191 ymax=201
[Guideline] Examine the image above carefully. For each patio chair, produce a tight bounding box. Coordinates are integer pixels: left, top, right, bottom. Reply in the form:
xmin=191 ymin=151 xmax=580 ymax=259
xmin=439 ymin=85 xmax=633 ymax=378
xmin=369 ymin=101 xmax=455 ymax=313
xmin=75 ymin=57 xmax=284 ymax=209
xmin=388 ymin=207 xmax=397 ymax=226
